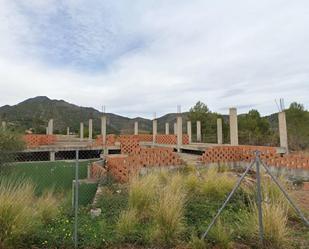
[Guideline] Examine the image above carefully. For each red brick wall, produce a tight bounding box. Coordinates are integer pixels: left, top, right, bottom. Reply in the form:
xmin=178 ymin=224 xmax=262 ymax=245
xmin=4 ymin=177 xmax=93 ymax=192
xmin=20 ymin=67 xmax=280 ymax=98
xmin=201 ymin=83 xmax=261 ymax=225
xmin=106 ymin=147 xmax=183 ymax=182
xmin=200 ymin=146 xmax=309 ymax=170
xmin=155 ymin=134 xmax=190 ymax=145
xmin=23 ymin=135 xmax=57 ymax=148
xmin=89 ymin=162 xmax=106 ymax=179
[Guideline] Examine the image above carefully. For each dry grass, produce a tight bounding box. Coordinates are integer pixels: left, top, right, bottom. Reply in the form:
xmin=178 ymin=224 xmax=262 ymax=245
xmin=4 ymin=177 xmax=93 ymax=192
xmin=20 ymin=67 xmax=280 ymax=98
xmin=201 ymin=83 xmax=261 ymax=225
xmin=36 ymin=190 xmax=60 ymax=224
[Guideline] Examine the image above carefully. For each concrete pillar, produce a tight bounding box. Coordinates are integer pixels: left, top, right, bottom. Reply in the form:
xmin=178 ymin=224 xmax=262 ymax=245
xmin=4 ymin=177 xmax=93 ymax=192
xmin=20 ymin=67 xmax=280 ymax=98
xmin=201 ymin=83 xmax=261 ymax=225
xmin=165 ymin=123 xmax=169 ymax=135
xmin=196 ymin=121 xmax=201 ymax=142
xmin=187 ymin=121 xmax=192 ymax=144
xmin=67 ymin=127 xmax=70 ymax=136
xmin=46 ymin=127 xmax=49 ymax=135
xmin=80 ymin=122 xmax=84 ymax=140
xmin=177 ymin=116 xmax=183 ymax=152
xmin=134 ymin=121 xmax=138 ymax=135
xmin=48 ymin=119 xmax=53 ymax=135
xmin=50 ymin=151 xmax=55 ymax=161
xmin=1 ymin=121 xmax=6 ymax=131
xmin=152 ymin=119 xmax=157 ymax=144
xmin=101 ymin=116 xmax=107 ymax=145
xmin=217 ymin=118 xmax=223 ymax=144
xmin=88 ymin=119 xmax=93 ymax=140
xmin=174 ymin=122 xmax=177 ymax=135
xmin=278 ymin=111 xmax=288 ymax=153
xmin=229 ymin=108 xmax=238 ymax=145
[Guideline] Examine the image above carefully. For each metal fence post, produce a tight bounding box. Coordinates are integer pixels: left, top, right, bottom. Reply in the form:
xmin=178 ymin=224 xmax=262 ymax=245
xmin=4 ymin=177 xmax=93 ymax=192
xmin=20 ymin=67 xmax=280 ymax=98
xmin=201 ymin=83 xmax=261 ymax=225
xmin=255 ymin=152 xmax=264 ymax=246
xmin=74 ymin=150 xmax=79 ymax=249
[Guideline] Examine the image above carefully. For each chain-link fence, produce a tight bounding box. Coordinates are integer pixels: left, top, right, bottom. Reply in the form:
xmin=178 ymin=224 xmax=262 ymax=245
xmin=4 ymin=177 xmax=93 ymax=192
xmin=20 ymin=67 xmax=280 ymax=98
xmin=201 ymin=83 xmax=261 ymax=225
xmin=0 ymin=149 xmax=105 ymax=248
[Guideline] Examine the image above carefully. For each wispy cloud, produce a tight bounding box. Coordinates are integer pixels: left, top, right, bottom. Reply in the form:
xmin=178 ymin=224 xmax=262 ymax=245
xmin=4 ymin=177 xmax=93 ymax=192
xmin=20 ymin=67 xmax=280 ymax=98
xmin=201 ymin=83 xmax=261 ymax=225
xmin=0 ymin=0 xmax=308 ymax=117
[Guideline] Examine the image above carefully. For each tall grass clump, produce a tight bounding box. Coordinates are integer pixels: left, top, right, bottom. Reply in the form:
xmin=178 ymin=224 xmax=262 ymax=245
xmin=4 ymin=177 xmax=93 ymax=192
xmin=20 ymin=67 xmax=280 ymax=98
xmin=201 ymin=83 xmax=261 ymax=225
xmin=201 ymin=169 xmax=236 ymax=200
xmin=116 ymin=208 xmax=141 ymax=243
xmin=0 ymin=177 xmax=38 ymax=248
xmin=207 ymin=219 xmax=233 ymax=249
xmin=244 ymin=202 xmax=290 ymax=249
xmin=36 ymin=190 xmax=60 ymax=224
xmin=151 ymin=174 xmax=186 ymax=246
xmin=128 ymin=173 xmax=159 ymax=219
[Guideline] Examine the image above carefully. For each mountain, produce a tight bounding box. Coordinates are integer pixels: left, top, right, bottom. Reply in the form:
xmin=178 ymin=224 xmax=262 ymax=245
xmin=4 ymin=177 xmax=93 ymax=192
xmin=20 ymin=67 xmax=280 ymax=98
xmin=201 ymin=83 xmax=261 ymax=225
xmin=0 ymin=96 xmax=188 ymax=135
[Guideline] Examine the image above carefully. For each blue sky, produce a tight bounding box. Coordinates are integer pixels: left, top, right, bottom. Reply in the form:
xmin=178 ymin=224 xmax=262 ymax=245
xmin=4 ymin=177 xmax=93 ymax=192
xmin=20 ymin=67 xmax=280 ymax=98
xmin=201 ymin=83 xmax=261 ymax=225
xmin=0 ymin=0 xmax=308 ymax=118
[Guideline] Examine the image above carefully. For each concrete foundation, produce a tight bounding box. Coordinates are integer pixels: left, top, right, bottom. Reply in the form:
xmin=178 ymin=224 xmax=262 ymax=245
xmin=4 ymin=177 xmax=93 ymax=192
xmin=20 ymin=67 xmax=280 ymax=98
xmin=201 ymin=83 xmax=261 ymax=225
xmin=134 ymin=121 xmax=138 ymax=135
xmin=279 ymin=111 xmax=288 ymax=153
xmin=217 ymin=118 xmax=223 ymax=144
xmin=229 ymin=108 xmax=238 ymax=145
xmin=89 ymin=119 xmax=93 ymax=140
xmin=48 ymin=119 xmax=53 ymax=135
xmin=80 ymin=122 xmax=84 ymax=140
xmin=153 ymin=119 xmax=157 ymax=144
xmin=177 ymin=116 xmax=183 ymax=152
xmin=165 ymin=123 xmax=169 ymax=135
xmin=196 ymin=121 xmax=201 ymax=142
xmin=187 ymin=121 xmax=192 ymax=144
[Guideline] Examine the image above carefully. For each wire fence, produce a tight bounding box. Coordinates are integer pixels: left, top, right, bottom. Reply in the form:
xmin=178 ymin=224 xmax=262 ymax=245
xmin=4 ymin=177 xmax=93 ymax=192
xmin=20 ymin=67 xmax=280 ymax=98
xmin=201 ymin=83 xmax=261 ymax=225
xmin=0 ymin=149 xmax=102 ymax=248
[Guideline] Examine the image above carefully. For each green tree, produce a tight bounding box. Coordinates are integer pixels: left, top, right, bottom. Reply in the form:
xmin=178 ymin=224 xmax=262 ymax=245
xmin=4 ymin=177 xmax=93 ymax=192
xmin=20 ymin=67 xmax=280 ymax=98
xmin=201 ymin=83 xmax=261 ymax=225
xmin=286 ymin=102 xmax=309 ymax=150
xmin=238 ymin=110 xmax=275 ymax=146
xmin=188 ymin=101 xmax=227 ymax=143
xmin=0 ymin=130 xmax=25 ymax=168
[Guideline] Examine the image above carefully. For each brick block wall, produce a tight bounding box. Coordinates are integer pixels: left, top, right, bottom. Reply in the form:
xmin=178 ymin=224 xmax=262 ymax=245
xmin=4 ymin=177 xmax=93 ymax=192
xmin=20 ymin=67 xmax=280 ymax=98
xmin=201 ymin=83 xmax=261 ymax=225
xmin=92 ymin=134 xmax=117 ymax=147
xmin=23 ymin=135 xmax=57 ymax=148
xmin=200 ymin=146 xmax=309 ymax=170
xmin=106 ymin=147 xmax=183 ymax=182
xmin=89 ymin=162 xmax=107 ymax=179
xmin=155 ymin=134 xmax=190 ymax=145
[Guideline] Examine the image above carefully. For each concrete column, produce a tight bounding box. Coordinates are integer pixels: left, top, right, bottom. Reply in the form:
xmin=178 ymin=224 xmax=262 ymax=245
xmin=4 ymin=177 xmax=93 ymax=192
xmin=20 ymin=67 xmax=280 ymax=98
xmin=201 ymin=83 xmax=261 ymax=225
xmin=80 ymin=122 xmax=84 ymax=140
xmin=152 ymin=119 xmax=157 ymax=144
xmin=46 ymin=127 xmax=49 ymax=135
xmin=88 ymin=119 xmax=93 ymax=140
xmin=229 ymin=108 xmax=238 ymax=145
xmin=101 ymin=116 xmax=107 ymax=145
xmin=67 ymin=127 xmax=70 ymax=136
xmin=134 ymin=121 xmax=138 ymax=135
xmin=187 ymin=121 xmax=192 ymax=144
xmin=165 ymin=123 xmax=169 ymax=135
xmin=48 ymin=119 xmax=53 ymax=135
xmin=1 ymin=121 xmax=6 ymax=131
xmin=196 ymin=121 xmax=201 ymax=142
xmin=174 ymin=122 xmax=177 ymax=135
xmin=50 ymin=151 xmax=55 ymax=161
xmin=217 ymin=118 xmax=223 ymax=144
xmin=177 ymin=116 xmax=183 ymax=152
xmin=278 ymin=111 xmax=288 ymax=153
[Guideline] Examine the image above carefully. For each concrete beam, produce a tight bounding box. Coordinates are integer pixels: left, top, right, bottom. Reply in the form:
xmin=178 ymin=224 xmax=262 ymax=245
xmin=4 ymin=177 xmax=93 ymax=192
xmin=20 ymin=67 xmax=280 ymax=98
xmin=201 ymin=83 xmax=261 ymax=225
xmin=50 ymin=151 xmax=56 ymax=161
xmin=217 ymin=118 xmax=223 ymax=144
xmin=229 ymin=108 xmax=238 ymax=145
xmin=196 ymin=121 xmax=201 ymax=142
xmin=80 ymin=122 xmax=84 ymax=140
xmin=101 ymin=116 xmax=107 ymax=144
xmin=165 ymin=123 xmax=169 ymax=135
xmin=88 ymin=119 xmax=93 ymax=140
xmin=174 ymin=122 xmax=177 ymax=135
xmin=177 ymin=116 xmax=183 ymax=152
xmin=153 ymin=119 xmax=157 ymax=144
xmin=134 ymin=121 xmax=138 ymax=135
xmin=48 ymin=119 xmax=53 ymax=135
xmin=187 ymin=121 xmax=192 ymax=144
xmin=279 ymin=111 xmax=288 ymax=153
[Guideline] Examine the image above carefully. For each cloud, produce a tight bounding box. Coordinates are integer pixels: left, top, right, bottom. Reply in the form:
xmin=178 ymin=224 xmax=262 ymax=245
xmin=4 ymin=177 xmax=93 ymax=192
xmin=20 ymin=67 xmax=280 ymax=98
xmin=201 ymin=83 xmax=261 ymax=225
xmin=0 ymin=0 xmax=308 ymax=118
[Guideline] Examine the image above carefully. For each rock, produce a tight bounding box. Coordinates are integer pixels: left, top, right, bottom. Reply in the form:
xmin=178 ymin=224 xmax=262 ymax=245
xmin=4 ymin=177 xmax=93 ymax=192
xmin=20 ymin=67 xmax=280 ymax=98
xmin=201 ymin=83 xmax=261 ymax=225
xmin=90 ymin=208 xmax=102 ymax=218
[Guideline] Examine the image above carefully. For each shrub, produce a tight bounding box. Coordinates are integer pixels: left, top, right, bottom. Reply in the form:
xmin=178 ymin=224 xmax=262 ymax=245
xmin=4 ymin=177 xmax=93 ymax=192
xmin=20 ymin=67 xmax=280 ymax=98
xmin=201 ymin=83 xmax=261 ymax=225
xmin=188 ymin=235 xmax=207 ymax=249
xmin=0 ymin=177 xmax=38 ymax=248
